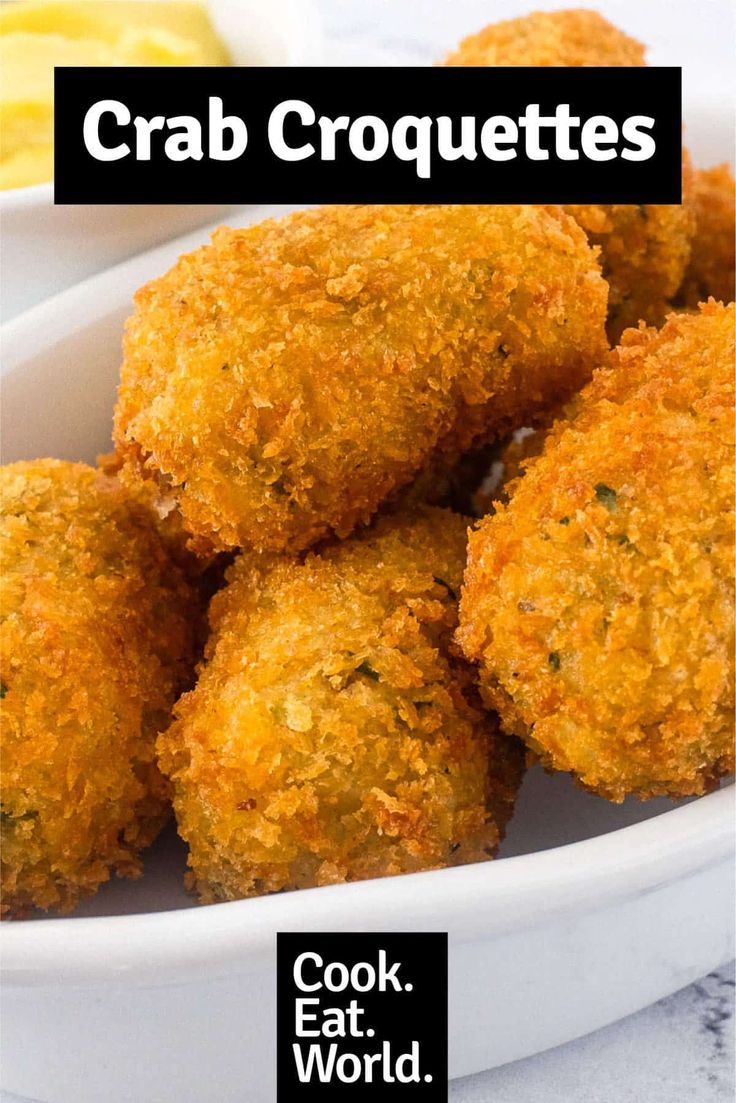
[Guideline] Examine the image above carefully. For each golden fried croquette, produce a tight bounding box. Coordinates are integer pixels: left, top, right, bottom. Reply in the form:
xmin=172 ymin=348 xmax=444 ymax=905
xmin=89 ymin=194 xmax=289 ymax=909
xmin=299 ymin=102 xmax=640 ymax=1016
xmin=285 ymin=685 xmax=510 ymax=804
xmin=458 ymin=302 xmax=735 ymax=802
xmin=442 ymin=10 xmax=695 ymax=343
xmin=97 ymin=447 xmax=232 ymax=627
xmin=114 ymin=204 xmax=608 ymax=556
xmin=677 ymin=164 xmax=736 ymax=308
xmin=443 ymin=8 xmax=645 ymax=67
xmin=0 ymin=460 xmax=199 ymax=917
xmin=158 ymin=506 xmax=524 ymax=903
xmin=97 ymin=448 xmax=214 ymax=575
xmin=566 ymin=158 xmax=696 ymax=342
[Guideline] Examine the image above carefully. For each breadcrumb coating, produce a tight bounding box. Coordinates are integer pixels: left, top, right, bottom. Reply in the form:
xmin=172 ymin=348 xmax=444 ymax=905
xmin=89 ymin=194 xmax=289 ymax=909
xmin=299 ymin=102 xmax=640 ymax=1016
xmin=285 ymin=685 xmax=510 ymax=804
xmin=0 ymin=460 xmax=199 ymax=917
xmin=566 ymin=155 xmax=696 ymax=342
xmin=442 ymin=10 xmax=694 ymax=343
xmin=443 ymin=8 xmax=646 ymax=67
xmin=158 ymin=507 xmax=524 ymax=903
xmin=458 ymin=302 xmax=735 ymax=802
xmin=114 ymin=203 xmax=608 ymax=556
xmin=677 ymin=164 xmax=736 ymax=308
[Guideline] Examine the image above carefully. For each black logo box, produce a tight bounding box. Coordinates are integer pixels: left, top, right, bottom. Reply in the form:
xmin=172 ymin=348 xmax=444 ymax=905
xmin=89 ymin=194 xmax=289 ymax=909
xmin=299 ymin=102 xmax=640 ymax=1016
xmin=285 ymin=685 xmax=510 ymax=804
xmin=277 ymin=932 xmax=448 ymax=1101
xmin=54 ymin=66 xmax=682 ymax=204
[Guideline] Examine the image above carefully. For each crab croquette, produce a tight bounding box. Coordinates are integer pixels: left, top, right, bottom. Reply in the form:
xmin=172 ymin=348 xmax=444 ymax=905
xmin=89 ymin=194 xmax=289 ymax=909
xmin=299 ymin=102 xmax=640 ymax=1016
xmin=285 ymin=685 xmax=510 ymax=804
xmin=458 ymin=302 xmax=735 ymax=802
xmin=443 ymin=8 xmax=646 ymax=68
xmin=0 ymin=460 xmax=199 ymax=917
xmin=677 ymin=164 xmax=736 ymax=308
xmin=157 ymin=506 xmax=524 ymax=903
xmin=114 ymin=203 xmax=608 ymax=557
xmin=566 ymin=167 xmax=696 ymax=342
xmin=442 ymin=10 xmax=695 ymax=342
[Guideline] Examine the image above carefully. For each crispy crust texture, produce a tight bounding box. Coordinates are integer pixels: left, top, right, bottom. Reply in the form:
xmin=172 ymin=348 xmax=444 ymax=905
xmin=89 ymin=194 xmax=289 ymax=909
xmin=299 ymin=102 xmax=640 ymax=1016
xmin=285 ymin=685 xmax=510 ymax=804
xmin=458 ymin=303 xmax=735 ymax=802
xmin=443 ymin=9 xmax=646 ymax=66
xmin=0 ymin=460 xmax=199 ymax=917
xmin=442 ymin=11 xmax=694 ymax=343
xmin=677 ymin=164 xmax=736 ymax=309
xmin=114 ymin=204 xmax=608 ymax=556
xmin=158 ymin=507 xmax=524 ymax=903
xmin=566 ymin=153 xmax=696 ymax=342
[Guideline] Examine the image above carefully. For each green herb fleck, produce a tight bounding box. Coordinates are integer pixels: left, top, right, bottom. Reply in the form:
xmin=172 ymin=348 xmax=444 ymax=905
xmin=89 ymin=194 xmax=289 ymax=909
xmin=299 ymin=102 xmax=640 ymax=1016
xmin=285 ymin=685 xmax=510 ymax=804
xmin=433 ymin=576 xmax=457 ymax=601
xmin=548 ymin=651 xmax=561 ymax=672
xmin=558 ymin=516 xmax=570 ymax=526
xmin=607 ymin=532 xmax=631 ymax=546
xmin=356 ymin=661 xmax=380 ymax=682
xmin=0 ymin=806 xmax=37 ymax=826
xmin=594 ymin=483 xmax=617 ymax=510
xmin=0 ymin=681 xmax=7 ymax=699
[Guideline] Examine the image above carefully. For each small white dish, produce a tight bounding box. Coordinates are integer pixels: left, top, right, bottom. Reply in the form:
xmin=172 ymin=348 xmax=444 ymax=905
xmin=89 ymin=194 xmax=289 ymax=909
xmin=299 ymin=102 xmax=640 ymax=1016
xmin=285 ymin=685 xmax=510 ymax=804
xmin=0 ymin=0 xmax=323 ymax=321
xmin=0 ymin=209 xmax=733 ymax=1103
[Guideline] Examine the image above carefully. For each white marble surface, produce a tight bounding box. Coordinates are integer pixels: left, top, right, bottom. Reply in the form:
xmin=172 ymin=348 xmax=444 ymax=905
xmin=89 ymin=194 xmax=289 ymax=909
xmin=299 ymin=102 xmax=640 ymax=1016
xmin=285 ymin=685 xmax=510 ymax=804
xmin=2 ymin=3 xmax=734 ymax=1102
xmin=450 ymin=965 xmax=735 ymax=1102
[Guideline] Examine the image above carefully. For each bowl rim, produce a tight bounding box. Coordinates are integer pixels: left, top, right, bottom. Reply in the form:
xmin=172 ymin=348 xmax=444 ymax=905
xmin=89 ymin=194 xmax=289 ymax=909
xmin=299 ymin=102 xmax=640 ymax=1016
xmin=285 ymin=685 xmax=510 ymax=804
xmin=0 ymin=202 xmax=302 ymax=338
xmin=2 ymin=786 xmax=733 ymax=987
xmin=0 ymin=180 xmax=54 ymax=210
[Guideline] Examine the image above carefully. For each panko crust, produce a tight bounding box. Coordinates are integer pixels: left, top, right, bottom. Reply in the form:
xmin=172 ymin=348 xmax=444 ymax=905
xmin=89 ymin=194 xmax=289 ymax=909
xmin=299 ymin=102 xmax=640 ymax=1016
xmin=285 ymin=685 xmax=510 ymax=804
xmin=458 ymin=303 xmax=735 ymax=802
xmin=0 ymin=460 xmax=199 ymax=917
xmin=677 ymin=164 xmax=736 ymax=309
xmin=158 ymin=506 xmax=524 ymax=903
xmin=442 ymin=11 xmax=694 ymax=342
xmin=443 ymin=9 xmax=646 ymax=67
xmin=566 ymin=152 xmax=696 ymax=342
xmin=114 ymin=203 xmax=608 ymax=556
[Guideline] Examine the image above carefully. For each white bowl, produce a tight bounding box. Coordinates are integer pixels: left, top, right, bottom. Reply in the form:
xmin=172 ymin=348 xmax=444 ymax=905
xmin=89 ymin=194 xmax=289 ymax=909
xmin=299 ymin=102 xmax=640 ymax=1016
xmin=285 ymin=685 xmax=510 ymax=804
xmin=0 ymin=213 xmax=733 ymax=1103
xmin=0 ymin=0 xmax=323 ymax=322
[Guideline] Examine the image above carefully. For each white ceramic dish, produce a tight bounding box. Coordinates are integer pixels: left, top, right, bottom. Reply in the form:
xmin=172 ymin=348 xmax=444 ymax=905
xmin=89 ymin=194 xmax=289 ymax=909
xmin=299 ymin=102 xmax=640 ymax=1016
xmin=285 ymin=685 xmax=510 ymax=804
xmin=0 ymin=208 xmax=734 ymax=1103
xmin=0 ymin=0 xmax=323 ymax=321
